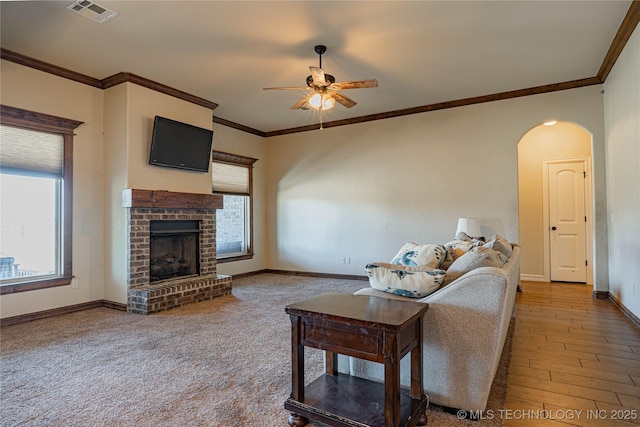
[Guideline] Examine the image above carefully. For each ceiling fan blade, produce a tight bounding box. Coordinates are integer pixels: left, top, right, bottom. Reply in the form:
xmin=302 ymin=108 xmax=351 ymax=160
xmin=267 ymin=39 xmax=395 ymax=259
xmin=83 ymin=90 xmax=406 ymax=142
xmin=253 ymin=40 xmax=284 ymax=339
xmin=330 ymin=79 xmax=379 ymax=90
xmin=290 ymin=93 xmax=314 ymax=110
xmin=309 ymin=66 xmax=327 ymax=86
xmin=332 ymin=91 xmax=357 ymax=108
xmin=263 ymin=86 xmax=311 ymax=91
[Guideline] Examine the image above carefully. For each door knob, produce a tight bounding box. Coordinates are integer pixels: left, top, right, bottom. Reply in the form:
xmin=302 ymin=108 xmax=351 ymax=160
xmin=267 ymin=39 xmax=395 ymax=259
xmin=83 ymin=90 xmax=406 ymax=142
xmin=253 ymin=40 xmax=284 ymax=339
xmin=551 ymin=226 xmax=557 ymax=230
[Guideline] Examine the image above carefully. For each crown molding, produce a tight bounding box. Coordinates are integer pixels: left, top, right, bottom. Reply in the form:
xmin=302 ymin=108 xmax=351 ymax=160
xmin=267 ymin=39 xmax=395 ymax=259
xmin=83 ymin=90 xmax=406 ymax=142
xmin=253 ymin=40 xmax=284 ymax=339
xmin=0 ymin=48 xmax=103 ymax=88
xmin=264 ymin=77 xmax=602 ymax=137
xmin=1 ymin=49 xmax=218 ymax=111
xmin=597 ymin=0 xmax=640 ymax=82
xmin=2 ymin=1 xmax=638 ymax=137
xmin=102 ymin=72 xmax=218 ymax=110
xmin=213 ymin=116 xmax=265 ymax=137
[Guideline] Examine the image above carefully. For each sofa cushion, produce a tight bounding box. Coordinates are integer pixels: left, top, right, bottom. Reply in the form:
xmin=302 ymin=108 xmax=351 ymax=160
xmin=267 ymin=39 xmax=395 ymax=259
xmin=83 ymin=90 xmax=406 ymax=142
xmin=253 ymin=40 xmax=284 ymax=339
xmin=390 ymin=243 xmax=446 ymax=268
xmin=366 ymin=262 xmax=446 ymax=298
xmin=483 ymin=234 xmax=512 ymax=258
xmin=443 ymin=246 xmax=508 ymax=286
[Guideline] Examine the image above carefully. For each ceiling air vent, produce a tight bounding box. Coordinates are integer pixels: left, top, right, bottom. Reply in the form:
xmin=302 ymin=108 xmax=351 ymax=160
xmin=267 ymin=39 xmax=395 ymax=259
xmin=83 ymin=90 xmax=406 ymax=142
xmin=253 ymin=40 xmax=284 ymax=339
xmin=67 ymin=0 xmax=118 ymax=24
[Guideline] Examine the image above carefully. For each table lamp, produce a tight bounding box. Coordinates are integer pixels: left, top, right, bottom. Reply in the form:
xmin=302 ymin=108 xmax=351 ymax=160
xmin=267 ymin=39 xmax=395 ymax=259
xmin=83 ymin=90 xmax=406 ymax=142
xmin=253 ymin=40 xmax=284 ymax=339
xmin=456 ymin=217 xmax=482 ymax=239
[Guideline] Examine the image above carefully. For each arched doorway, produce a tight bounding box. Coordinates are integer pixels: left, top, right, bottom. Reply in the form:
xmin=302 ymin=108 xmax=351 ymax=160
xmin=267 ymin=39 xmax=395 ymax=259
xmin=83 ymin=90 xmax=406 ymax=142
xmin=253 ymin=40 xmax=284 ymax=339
xmin=517 ymin=121 xmax=594 ymax=284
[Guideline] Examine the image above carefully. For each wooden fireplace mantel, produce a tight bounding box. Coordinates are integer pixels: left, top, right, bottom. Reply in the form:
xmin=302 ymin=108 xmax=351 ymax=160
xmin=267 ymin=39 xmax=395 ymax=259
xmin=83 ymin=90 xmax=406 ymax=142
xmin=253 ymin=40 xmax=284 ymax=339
xmin=122 ymin=189 xmax=223 ymax=210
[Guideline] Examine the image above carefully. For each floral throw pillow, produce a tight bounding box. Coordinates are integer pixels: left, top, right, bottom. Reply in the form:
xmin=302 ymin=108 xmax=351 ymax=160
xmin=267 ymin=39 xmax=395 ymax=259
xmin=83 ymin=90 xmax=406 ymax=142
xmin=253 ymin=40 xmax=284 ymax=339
xmin=444 ymin=237 xmax=483 ymax=261
xmin=366 ymin=262 xmax=446 ymax=298
xmin=390 ymin=243 xmax=447 ymax=268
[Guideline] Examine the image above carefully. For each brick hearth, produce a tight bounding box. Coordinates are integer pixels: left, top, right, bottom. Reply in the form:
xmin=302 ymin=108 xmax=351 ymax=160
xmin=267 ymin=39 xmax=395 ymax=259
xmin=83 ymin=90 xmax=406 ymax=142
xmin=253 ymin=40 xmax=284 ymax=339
xmin=123 ymin=189 xmax=232 ymax=314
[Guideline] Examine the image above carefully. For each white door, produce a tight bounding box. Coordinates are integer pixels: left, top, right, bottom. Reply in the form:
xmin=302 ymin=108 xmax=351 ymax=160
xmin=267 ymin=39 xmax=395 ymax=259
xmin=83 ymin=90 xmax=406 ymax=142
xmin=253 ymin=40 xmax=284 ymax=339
xmin=548 ymin=162 xmax=587 ymax=283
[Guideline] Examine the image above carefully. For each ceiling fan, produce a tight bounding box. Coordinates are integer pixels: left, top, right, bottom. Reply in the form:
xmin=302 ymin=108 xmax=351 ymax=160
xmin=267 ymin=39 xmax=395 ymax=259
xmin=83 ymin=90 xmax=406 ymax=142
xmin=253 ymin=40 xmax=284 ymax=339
xmin=263 ymin=45 xmax=378 ymax=122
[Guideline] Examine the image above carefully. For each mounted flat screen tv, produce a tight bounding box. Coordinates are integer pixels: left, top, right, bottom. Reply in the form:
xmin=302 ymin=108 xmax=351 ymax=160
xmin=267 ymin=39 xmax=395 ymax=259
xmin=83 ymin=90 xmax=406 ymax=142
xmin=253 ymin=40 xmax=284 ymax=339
xmin=148 ymin=116 xmax=213 ymax=172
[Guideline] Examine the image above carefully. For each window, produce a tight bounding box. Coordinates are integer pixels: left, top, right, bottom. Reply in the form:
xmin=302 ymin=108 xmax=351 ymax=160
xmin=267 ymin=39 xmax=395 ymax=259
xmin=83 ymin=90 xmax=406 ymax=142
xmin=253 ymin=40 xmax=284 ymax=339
xmin=212 ymin=151 xmax=257 ymax=262
xmin=0 ymin=105 xmax=82 ymax=294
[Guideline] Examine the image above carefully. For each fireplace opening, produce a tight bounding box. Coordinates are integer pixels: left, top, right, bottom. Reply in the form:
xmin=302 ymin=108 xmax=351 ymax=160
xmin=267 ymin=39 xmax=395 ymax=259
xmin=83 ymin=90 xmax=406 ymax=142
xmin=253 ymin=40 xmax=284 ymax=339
xmin=149 ymin=220 xmax=200 ymax=282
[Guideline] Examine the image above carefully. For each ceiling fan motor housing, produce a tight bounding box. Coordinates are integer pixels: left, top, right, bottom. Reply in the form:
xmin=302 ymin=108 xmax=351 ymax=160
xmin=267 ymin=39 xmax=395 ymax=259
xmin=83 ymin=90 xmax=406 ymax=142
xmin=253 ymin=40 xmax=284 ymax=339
xmin=306 ymin=74 xmax=335 ymax=87
xmin=313 ymin=44 xmax=328 ymax=72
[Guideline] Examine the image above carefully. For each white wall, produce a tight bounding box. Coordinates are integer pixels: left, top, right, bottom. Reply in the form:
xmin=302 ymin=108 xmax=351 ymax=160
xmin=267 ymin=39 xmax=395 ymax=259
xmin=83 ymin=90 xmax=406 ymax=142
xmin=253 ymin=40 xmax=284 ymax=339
xmin=126 ymin=84 xmax=214 ymax=194
xmin=604 ymin=26 xmax=640 ymax=319
xmin=103 ymin=84 xmax=129 ymax=303
xmin=266 ymin=85 xmax=608 ymax=291
xmin=0 ymin=61 xmax=105 ymax=318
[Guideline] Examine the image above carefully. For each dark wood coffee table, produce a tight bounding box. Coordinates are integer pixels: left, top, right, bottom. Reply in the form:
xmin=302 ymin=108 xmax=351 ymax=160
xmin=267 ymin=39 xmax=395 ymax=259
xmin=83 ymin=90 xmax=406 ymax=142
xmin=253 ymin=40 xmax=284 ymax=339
xmin=284 ymin=293 xmax=429 ymax=427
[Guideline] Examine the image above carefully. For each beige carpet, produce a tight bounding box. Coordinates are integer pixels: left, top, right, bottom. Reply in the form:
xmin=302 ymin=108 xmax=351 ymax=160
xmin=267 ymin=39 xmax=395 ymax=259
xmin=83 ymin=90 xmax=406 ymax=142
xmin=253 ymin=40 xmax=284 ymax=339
xmin=1 ymin=274 xmax=510 ymax=426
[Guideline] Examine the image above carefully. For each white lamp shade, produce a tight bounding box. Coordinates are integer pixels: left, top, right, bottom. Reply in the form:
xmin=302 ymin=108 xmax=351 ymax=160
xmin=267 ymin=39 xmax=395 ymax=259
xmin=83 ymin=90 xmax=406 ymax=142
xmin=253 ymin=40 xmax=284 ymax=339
xmin=456 ymin=217 xmax=482 ymax=238
xmin=308 ymin=93 xmax=335 ymax=110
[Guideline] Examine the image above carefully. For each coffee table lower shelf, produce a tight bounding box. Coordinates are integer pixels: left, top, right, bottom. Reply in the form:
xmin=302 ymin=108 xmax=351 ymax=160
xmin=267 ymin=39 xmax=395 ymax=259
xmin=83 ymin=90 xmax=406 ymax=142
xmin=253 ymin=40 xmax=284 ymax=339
xmin=285 ymin=372 xmax=427 ymax=427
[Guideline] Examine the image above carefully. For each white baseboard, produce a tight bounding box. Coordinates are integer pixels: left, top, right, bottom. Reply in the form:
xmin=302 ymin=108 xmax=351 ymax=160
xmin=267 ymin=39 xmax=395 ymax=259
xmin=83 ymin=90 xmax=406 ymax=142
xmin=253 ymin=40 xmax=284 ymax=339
xmin=520 ymin=274 xmax=547 ymax=282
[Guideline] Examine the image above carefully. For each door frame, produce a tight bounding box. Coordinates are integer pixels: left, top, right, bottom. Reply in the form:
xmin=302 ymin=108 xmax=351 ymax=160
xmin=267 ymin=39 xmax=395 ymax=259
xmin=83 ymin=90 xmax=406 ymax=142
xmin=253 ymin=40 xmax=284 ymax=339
xmin=541 ymin=157 xmax=593 ymax=284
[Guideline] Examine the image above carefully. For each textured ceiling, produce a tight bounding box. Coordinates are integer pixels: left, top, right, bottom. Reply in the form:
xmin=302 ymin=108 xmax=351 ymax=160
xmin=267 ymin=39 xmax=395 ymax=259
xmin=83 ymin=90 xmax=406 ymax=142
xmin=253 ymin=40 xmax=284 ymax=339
xmin=0 ymin=1 xmax=633 ymax=133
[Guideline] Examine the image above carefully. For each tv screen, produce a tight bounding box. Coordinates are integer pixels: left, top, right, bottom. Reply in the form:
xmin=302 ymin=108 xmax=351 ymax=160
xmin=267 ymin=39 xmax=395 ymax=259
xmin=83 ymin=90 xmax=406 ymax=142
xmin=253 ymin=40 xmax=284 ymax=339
xmin=148 ymin=116 xmax=213 ymax=172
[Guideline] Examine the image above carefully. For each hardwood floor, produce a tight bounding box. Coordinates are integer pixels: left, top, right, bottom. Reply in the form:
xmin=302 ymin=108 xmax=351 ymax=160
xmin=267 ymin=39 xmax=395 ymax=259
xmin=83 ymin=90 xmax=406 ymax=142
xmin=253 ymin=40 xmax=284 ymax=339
xmin=503 ymin=281 xmax=640 ymax=427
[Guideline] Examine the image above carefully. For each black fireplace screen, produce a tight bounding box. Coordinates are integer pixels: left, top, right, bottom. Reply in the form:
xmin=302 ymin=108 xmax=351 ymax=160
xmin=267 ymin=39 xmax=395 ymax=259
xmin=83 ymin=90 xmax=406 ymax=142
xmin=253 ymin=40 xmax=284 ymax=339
xmin=149 ymin=220 xmax=200 ymax=282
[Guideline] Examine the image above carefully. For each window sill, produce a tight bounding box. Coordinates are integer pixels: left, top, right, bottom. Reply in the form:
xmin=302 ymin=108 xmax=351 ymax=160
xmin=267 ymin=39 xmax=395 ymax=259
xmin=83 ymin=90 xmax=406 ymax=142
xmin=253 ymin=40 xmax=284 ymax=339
xmin=216 ymin=254 xmax=254 ymax=263
xmin=0 ymin=276 xmax=72 ymax=295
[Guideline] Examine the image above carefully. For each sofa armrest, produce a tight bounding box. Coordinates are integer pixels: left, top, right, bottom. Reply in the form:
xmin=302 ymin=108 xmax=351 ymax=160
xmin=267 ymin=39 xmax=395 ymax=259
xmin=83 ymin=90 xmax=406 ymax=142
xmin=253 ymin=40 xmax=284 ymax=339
xmin=346 ymin=263 xmax=517 ymax=411
xmin=421 ymin=267 xmax=516 ymax=409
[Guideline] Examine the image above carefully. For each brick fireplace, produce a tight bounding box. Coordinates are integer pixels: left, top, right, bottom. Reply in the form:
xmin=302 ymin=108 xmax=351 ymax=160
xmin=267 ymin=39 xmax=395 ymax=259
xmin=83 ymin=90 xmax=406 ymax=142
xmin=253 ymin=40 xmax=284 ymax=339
xmin=123 ymin=189 xmax=232 ymax=314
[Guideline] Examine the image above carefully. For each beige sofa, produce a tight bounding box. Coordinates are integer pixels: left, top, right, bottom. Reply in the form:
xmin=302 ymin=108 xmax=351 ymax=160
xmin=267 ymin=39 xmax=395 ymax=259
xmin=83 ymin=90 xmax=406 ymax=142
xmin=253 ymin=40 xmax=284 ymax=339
xmin=337 ymin=243 xmax=520 ymax=412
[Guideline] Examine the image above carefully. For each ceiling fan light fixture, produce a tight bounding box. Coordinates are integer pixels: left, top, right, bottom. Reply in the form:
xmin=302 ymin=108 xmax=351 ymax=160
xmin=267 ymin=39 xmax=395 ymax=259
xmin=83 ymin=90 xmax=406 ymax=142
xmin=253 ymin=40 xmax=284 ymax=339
xmin=322 ymin=95 xmax=335 ymax=110
xmin=308 ymin=93 xmax=335 ymax=110
xmin=308 ymin=93 xmax=322 ymax=108
xmin=263 ymin=44 xmax=377 ymax=117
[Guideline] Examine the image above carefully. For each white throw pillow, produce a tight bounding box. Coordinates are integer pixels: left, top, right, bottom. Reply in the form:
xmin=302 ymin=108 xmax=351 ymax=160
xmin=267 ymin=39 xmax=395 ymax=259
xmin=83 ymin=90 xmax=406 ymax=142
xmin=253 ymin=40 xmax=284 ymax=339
xmin=483 ymin=234 xmax=512 ymax=258
xmin=390 ymin=243 xmax=447 ymax=268
xmin=443 ymin=246 xmax=508 ymax=286
xmin=366 ymin=262 xmax=446 ymax=298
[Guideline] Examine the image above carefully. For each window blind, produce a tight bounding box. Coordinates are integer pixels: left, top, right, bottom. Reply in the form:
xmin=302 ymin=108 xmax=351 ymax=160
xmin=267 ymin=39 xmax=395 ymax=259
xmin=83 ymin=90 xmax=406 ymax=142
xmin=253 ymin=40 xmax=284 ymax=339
xmin=212 ymin=162 xmax=249 ymax=195
xmin=0 ymin=125 xmax=64 ymax=177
